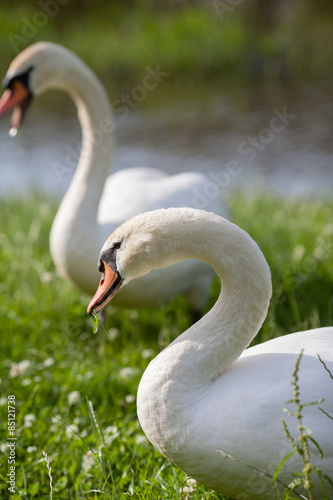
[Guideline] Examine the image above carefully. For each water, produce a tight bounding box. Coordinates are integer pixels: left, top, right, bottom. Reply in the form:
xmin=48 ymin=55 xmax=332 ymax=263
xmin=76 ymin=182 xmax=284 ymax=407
xmin=0 ymin=80 xmax=332 ymax=199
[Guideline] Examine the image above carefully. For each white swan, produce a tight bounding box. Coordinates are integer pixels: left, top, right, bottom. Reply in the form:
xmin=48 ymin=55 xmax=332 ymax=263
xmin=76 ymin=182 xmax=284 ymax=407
xmin=87 ymin=207 xmax=333 ymax=500
xmin=0 ymin=42 xmax=227 ymax=310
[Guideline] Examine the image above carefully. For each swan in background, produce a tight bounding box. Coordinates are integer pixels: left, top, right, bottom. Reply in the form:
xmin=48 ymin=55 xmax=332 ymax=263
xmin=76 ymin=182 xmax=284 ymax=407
xmin=88 ymin=207 xmax=333 ymax=500
xmin=0 ymin=42 xmax=228 ymax=311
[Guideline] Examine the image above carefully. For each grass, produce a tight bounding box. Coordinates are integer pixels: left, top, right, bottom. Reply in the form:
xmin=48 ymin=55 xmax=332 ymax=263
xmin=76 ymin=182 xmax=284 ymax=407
xmin=0 ymin=192 xmax=332 ymax=499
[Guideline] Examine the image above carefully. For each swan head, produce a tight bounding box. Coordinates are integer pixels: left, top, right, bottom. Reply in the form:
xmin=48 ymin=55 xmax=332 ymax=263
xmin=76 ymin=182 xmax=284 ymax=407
xmin=87 ymin=209 xmax=182 ymax=314
xmin=87 ymin=207 xmax=272 ymax=315
xmin=0 ymin=42 xmax=78 ymax=135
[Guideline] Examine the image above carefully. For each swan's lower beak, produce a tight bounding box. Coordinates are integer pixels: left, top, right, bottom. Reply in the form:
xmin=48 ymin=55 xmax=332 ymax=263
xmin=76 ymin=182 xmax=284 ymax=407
xmin=87 ymin=261 xmax=123 ymax=315
xmin=0 ymin=80 xmax=32 ymax=136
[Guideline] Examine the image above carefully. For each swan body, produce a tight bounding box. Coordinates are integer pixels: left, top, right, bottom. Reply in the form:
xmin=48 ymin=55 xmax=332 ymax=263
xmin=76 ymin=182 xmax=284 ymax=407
xmin=0 ymin=42 xmax=228 ymax=310
xmin=87 ymin=207 xmax=333 ymax=499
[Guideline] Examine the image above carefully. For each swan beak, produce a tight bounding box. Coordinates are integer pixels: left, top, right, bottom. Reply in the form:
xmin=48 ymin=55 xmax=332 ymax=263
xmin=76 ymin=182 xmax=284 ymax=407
xmin=0 ymin=80 xmax=32 ymax=136
xmin=87 ymin=261 xmax=123 ymax=315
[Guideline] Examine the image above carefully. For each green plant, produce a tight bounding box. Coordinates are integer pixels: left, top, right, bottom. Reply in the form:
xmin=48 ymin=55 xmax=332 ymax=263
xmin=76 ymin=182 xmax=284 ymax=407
xmin=274 ymin=350 xmax=333 ymax=499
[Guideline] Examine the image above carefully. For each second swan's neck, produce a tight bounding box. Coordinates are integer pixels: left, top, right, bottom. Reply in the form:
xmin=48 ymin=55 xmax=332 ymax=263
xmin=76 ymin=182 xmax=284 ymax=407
xmin=136 ymin=210 xmax=272 ymax=456
xmin=48 ymin=48 xmax=115 ymax=290
xmin=53 ymin=48 xmax=114 ymax=218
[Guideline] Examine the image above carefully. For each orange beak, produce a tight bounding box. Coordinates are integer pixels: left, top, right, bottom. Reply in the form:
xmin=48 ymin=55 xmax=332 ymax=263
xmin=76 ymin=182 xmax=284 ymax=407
xmin=0 ymin=80 xmax=32 ymax=135
xmin=87 ymin=261 xmax=123 ymax=315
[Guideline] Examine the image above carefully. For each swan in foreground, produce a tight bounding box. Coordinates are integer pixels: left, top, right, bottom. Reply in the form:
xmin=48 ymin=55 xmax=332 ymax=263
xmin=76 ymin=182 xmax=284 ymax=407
xmin=0 ymin=42 xmax=227 ymax=310
xmin=87 ymin=208 xmax=333 ymax=499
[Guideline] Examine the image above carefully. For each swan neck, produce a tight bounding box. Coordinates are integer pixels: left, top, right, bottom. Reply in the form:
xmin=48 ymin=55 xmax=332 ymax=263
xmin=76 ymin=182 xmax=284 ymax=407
xmin=137 ymin=213 xmax=272 ymax=450
xmin=174 ymin=222 xmax=272 ymax=378
xmin=48 ymin=49 xmax=114 ymax=290
xmin=65 ymin=58 xmax=114 ymax=190
xmin=51 ymin=51 xmax=114 ymax=220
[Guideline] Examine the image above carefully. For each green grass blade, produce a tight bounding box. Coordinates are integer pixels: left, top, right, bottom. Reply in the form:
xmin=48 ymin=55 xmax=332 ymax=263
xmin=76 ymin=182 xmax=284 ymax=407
xmin=273 ymin=451 xmax=297 ymax=483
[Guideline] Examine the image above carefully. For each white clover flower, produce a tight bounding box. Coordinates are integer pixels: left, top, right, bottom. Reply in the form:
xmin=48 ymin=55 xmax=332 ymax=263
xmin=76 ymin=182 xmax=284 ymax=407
xmin=81 ymin=450 xmax=95 ymax=472
xmin=43 ymin=357 xmax=55 ymax=367
xmin=125 ymin=394 xmax=136 ymax=404
xmin=24 ymin=414 xmax=36 ymax=428
xmin=107 ymin=328 xmax=119 ymax=340
xmin=186 ymin=478 xmax=197 ymax=491
xmin=180 ymin=478 xmax=197 ymax=498
xmin=27 ymin=446 xmax=38 ymax=453
xmin=314 ymin=246 xmax=324 ymax=260
xmin=22 ymin=378 xmax=32 ymax=386
xmin=141 ymin=348 xmax=154 ymax=359
xmin=65 ymin=424 xmax=79 ymax=438
xmin=119 ymin=367 xmax=137 ymax=380
xmin=292 ymin=244 xmax=305 ymax=262
xmin=9 ymin=360 xmax=31 ymax=378
xmin=67 ymin=391 xmax=81 ymax=406
xmin=105 ymin=425 xmax=117 ymax=435
xmin=128 ymin=310 xmax=138 ymax=320
xmin=40 ymin=272 xmax=53 ymax=283
xmin=135 ymin=434 xmax=147 ymax=446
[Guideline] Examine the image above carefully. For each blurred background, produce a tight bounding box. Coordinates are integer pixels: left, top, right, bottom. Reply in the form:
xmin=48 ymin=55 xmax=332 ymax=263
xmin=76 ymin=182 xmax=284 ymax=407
xmin=0 ymin=6 xmax=332 ymax=497
xmin=0 ymin=0 xmax=332 ymax=198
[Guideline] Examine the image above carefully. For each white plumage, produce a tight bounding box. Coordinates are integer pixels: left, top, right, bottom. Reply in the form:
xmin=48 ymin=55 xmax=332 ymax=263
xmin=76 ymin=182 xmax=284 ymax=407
xmin=88 ymin=207 xmax=333 ymax=499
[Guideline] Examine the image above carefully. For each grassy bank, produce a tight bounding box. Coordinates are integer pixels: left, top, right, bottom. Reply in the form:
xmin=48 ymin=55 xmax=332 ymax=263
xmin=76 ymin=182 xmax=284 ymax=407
xmin=0 ymin=193 xmax=332 ymax=498
xmin=1 ymin=2 xmax=333 ymax=89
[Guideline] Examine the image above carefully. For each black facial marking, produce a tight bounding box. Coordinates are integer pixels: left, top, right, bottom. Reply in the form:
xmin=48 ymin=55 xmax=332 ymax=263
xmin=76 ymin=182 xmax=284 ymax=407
xmin=98 ymin=242 xmax=122 ymax=273
xmin=3 ymin=66 xmax=34 ymax=93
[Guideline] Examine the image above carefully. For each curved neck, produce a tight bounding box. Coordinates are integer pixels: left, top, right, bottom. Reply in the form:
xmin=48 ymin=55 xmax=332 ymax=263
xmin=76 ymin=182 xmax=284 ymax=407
xmin=137 ymin=212 xmax=272 ymax=454
xmin=47 ymin=49 xmax=115 ymax=291
xmin=161 ymin=217 xmax=270 ymax=379
xmin=54 ymin=53 xmax=114 ymax=224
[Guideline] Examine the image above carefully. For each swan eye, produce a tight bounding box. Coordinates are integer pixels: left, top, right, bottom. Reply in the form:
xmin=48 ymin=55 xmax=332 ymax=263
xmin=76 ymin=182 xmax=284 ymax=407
xmin=113 ymin=241 xmax=121 ymax=250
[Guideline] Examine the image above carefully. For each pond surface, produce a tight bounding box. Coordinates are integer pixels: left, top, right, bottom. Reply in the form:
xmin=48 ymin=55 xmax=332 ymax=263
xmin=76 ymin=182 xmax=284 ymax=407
xmin=0 ymin=80 xmax=332 ymax=199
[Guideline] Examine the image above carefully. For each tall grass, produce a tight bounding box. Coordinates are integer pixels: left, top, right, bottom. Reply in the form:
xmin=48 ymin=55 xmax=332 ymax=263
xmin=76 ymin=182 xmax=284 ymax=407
xmin=0 ymin=192 xmax=332 ymax=498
